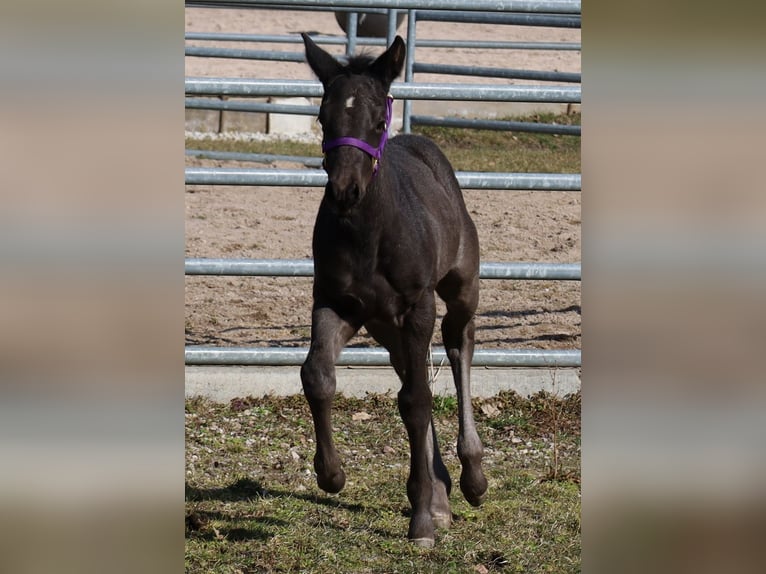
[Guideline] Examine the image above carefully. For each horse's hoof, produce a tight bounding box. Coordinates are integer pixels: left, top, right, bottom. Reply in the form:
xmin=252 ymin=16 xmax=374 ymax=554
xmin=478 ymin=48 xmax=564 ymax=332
xmin=431 ymin=512 xmax=452 ymax=530
xmin=317 ymin=469 xmax=346 ymax=494
xmin=465 ymin=492 xmax=486 ymax=507
xmin=461 ymin=471 xmax=488 ymax=507
xmin=409 ymin=537 xmax=435 ymax=549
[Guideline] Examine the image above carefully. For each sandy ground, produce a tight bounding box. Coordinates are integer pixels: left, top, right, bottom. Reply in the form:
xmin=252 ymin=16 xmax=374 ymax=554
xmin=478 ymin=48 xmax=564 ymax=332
xmin=185 ymin=7 xmax=581 ymax=353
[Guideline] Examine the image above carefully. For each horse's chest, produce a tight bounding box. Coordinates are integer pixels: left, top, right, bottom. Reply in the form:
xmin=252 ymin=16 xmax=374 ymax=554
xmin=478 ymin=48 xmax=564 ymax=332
xmin=313 ymin=212 xmax=430 ymax=323
xmin=316 ymin=257 xmax=417 ymax=325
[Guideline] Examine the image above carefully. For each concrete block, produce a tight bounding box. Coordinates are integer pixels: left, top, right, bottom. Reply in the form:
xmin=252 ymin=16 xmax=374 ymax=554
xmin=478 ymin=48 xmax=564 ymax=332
xmin=268 ymin=97 xmax=315 ymax=136
xmin=185 ymin=108 xmax=220 ymax=133
xmin=220 ymin=99 xmax=267 ymax=133
xmin=185 ymin=366 xmax=580 ymax=401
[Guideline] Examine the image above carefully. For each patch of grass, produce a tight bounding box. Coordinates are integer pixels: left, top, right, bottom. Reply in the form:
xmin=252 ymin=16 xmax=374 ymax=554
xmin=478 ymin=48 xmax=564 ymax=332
xmin=186 ymin=137 xmax=318 ymax=158
xmin=432 ymin=395 xmax=458 ymax=416
xmin=414 ymin=112 xmax=581 ymax=173
xmin=290 ymin=326 xmax=311 ymax=339
xmin=186 ymin=391 xmax=580 ymax=573
xmin=185 ymin=112 xmax=580 ymax=174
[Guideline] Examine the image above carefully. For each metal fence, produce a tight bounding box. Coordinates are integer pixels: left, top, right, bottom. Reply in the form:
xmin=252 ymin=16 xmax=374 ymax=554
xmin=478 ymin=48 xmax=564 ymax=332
xmin=185 ymin=0 xmax=580 ymax=135
xmin=185 ymin=0 xmax=581 ymax=369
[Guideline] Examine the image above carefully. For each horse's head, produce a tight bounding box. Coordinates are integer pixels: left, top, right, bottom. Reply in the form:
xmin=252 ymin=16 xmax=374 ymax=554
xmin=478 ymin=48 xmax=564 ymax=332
xmin=302 ymin=33 xmax=405 ymax=213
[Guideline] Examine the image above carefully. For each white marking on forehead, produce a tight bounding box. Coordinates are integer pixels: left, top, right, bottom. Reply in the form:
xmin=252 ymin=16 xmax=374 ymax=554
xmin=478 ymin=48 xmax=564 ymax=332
xmin=345 ymin=96 xmax=355 ymax=109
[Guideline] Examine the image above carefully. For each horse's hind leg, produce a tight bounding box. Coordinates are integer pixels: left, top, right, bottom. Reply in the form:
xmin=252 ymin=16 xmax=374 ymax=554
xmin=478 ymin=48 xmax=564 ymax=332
xmin=301 ymin=306 xmax=359 ymax=494
xmin=438 ymin=275 xmax=488 ymax=507
xmin=366 ymin=320 xmax=453 ymax=530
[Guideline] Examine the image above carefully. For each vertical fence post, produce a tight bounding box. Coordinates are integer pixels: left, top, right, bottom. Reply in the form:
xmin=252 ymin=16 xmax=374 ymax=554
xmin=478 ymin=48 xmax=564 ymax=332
xmin=403 ymin=9 xmax=417 ymax=133
xmin=346 ymin=12 xmax=359 ymax=56
xmin=386 ymin=9 xmax=398 ymax=46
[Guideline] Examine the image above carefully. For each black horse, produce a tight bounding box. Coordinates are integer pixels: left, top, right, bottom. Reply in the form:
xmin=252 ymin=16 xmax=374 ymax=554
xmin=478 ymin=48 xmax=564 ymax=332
xmin=300 ymin=33 xmax=487 ymax=547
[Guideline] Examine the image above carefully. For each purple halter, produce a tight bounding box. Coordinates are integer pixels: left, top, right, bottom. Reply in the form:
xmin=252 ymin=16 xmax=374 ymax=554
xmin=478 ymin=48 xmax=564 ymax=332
xmin=321 ymin=94 xmax=394 ymax=176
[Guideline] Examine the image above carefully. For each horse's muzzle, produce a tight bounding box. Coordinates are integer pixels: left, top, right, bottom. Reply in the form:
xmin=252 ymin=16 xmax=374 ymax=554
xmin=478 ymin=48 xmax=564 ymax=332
xmin=325 ymin=150 xmax=369 ymax=213
xmin=328 ymin=181 xmax=362 ymax=214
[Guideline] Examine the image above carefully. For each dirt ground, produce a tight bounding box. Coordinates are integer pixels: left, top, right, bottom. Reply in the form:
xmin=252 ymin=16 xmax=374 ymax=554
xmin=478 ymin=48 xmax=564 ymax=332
xmin=185 ymin=7 xmax=581 ymax=352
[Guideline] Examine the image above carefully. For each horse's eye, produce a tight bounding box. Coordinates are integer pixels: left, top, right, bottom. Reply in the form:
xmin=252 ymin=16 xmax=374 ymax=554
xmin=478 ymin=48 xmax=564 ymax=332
xmin=376 ymin=120 xmax=386 ymax=132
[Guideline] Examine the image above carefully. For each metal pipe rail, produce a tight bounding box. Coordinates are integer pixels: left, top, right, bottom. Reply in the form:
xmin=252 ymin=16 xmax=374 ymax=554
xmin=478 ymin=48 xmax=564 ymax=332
xmin=185 ymin=346 xmax=582 ymax=368
xmin=412 ymin=62 xmax=580 ymax=83
xmin=185 ymin=258 xmax=581 ymax=280
xmin=185 ymin=32 xmax=580 ymax=51
xmin=185 ymin=150 xmax=323 ymax=167
xmin=414 ymin=39 xmax=580 ymax=50
xmin=410 ymin=115 xmax=581 ymax=136
xmin=185 ymin=1 xmax=582 ymax=15
xmin=185 ymin=98 xmax=319 ymax=115
xmin=414 ymin=10 xmax=580 ymax=27
xmin=185 ymin=167 xmax=581 ymax=191
xmin=186 ymin=51 xmax=583 ymax=81
xmin=185 ymin=46 xmax=306 ymax=62
xmin=186 ymin=78 xmax=581 ymax=103
xmin=186 ymin=2 xmax=390 ymax=12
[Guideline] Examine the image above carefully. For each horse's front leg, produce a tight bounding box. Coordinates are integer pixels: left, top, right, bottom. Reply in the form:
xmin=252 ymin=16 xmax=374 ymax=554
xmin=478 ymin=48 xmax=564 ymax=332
xmin=366 ymin=319 xmax=453 ymax=530
xmin=398 ymin=293 xmax=438 ymax=547
xmin=301 ymin=306 xmax=359 ymax=494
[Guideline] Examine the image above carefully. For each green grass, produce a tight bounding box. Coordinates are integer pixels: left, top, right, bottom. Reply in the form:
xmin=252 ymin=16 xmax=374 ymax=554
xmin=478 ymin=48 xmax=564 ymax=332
xmin=186 ymin=112 xmax=580 ymax=174
xmin=185 ymin=391 xmax=580 ymax=573
xmin=186 ymin=116 xmax=581 ymax=570
xmin=186 ymin=137 xmax=319 ymax=158
xmin=415 ymin=112 xmax=580 ymax=173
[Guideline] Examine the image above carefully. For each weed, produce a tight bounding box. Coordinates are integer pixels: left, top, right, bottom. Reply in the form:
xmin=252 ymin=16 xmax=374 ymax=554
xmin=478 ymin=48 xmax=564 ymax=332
xmin=225 ymin=437 xmax=247 ymax=454
xmin=432 ymin=395 xmax=458 ymax=416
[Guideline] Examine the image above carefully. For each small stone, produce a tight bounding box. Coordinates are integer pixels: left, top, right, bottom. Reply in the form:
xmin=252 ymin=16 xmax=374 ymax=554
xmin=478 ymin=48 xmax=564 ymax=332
xmin=480 ymin=403 xmax=501 ymax=418
xmin=352 ymin=411 xmax=373 ymax=421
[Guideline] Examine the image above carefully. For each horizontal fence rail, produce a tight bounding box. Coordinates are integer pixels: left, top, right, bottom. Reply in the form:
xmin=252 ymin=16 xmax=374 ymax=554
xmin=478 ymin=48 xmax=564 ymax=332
xmin=411 ymin=63 xmax=580 ymax=83
xmin=185 ymin=46 xmax=306 ymax=62
xmin=185 ymin=98 xmax=319 ymax=115
xmin=185 ymin=1 xmax=582 ymax=15
xmin=185 ymin=149 xmax=323 ymax=167
xmin=185 ymin=32 xmax=580 ymax=51
xmin=186 ymin=78 xmax=581 ymax=103
xmin=187 ymin=53 xmax=582 ymax=82
xmin=410 ymin=115 xmax=580 ymax=135
xmin=185 ymin=346 xmax=581 ymax=368
xmin=185 ymin=168 xmax=581 ymax=191
xmin=185 ymin=258 xmax=581 ymax=280
xmin=414 ymin=10 xmax=580 ymax=27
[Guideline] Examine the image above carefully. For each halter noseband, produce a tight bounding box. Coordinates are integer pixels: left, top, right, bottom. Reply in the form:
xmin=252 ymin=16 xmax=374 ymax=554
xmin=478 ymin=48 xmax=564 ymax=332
xmin=321 ymin=94 xmax=394 ymax=176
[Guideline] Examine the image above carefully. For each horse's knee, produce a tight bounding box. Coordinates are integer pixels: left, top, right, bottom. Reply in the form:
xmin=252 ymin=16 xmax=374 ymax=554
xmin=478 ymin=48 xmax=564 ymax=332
xmin=398 ymin=385 xmax=432 ymax=423
xmin=441 ymin=312 xmax=474 ymax=351
xmin=300 ymin=355 xmax=336 ymax=401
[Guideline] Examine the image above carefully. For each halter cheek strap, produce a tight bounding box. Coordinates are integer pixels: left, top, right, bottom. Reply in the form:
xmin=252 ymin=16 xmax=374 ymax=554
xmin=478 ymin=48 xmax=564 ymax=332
xmin=321 ymin=94 xmax=394 ymax=176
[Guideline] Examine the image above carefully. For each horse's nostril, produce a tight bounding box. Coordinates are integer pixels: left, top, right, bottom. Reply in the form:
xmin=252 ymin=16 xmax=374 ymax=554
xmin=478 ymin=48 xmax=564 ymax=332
xmin=328 ymin=180 xmax=364 ymax=213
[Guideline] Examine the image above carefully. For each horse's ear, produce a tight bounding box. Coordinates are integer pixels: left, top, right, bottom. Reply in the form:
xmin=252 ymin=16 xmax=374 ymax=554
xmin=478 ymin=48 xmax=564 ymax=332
xmin=302 ymin=32 xmax=343 ymax=87
xmin=370 ymin=35 xmax=405 ymax=87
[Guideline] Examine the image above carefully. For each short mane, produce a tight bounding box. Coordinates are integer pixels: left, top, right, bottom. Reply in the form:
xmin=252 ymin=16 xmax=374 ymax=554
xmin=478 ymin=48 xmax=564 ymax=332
xmin=342 ymin=54 xmax=375 ymax=74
